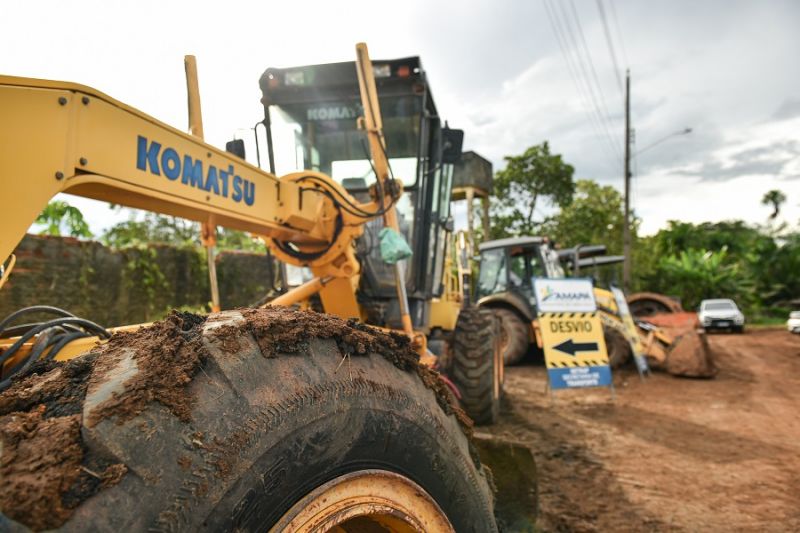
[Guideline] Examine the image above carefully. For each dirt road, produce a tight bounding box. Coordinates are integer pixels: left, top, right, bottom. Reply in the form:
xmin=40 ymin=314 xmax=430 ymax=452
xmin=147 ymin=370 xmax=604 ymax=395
xmin=486 ymin=328 xmax=800 ymax=532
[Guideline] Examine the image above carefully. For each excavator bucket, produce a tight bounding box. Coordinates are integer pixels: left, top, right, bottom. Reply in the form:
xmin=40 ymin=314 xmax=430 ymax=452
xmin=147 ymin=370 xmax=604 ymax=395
xmin=473 ymin=433 xmax=538 ymax=532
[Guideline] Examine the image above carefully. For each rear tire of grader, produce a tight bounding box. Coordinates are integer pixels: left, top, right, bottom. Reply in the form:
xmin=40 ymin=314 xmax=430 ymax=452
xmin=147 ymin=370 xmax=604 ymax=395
xmin=6 ymin=309 xmax=497 ymax=532
xmin=450 ymin=307 xmax=503 ymax=426
xmin=491 ymin=307 xmax=530 ymax=366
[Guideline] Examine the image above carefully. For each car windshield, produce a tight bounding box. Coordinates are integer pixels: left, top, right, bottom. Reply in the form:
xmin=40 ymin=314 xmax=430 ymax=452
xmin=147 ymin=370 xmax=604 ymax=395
xmin=704 ymin=301 xmax=736 ymax=311
xmin=790 ymin=311 xmax=800 ymax=319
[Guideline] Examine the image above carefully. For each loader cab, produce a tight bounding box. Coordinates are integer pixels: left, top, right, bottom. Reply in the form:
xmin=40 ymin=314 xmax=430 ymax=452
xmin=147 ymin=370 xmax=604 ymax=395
xmin=259 ymin=57 xmax=461 ymax=330
xmin=476 ymin=237 xmax=564 ymax=319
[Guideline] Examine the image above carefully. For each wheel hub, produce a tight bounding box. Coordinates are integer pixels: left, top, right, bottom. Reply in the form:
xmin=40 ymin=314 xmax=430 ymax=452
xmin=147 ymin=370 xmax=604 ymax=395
xmin=270 ymin=469 xmax=454 ymax=532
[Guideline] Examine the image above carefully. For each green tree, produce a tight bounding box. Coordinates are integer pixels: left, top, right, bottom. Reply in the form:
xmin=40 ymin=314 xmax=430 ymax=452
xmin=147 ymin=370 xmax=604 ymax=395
xmin=35 ymin=200 xmax=93 ymax=238
xmin=103 ymin=210 xmax=265 ymax=253
xmin=102 ymin=212 xmax=198 ymax=248
xmin=646 ymin=247 xmax=753 ymax=310
xmin=490 ymin=142 xmax=575 ymax=238
xmin=541 ymin=180 xmax=633 ymax=255
xmin=632 ymin=220 xmax=800 ymax=319
xmin=217 ymin=229 xmax=267 ymax=253
xmin=645 ymin=220 xmax=767 ymax=261
xmin=761 ymin=189 xmax=787 ymax=219
xmin=747 ymin=229 xmax=800 ymax=308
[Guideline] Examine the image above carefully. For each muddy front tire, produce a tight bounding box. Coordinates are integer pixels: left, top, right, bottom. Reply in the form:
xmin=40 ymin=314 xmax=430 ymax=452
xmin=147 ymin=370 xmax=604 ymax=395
xmin=54 ymin=310 xmax=497 ymax=532
xmin=450 ymin=307 xmax=502 ymax=426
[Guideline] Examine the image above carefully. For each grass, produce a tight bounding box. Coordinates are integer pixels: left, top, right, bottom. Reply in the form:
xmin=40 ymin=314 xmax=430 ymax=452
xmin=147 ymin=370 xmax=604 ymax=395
xmin=747 ymin=317 xmax=788 ymax=328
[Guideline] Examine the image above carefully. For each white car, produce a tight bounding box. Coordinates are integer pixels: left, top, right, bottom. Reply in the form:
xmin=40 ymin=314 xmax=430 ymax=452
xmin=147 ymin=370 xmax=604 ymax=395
xmin=698 ymin=299 xmax=745 ymax=333
xmin=788 ymin=311 xmax=800 ymax=334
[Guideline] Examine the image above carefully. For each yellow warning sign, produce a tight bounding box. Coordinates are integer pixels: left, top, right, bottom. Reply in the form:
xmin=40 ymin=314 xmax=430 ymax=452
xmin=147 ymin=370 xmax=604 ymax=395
xmin=539 ymin=312 xmax=609 ymax=369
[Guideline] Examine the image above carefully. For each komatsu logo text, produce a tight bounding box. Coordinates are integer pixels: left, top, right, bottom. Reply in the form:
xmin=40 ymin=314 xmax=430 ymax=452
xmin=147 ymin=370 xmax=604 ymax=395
xmin=136 ymin=135 xmax=255 ymax=206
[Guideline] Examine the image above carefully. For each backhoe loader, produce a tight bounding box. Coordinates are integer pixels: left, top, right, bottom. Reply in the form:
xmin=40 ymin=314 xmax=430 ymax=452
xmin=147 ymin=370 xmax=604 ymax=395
xmin=0 ymin=45 xmax=535 ymax=531
xmin=473 ymin=237 xmax=715 ymax=377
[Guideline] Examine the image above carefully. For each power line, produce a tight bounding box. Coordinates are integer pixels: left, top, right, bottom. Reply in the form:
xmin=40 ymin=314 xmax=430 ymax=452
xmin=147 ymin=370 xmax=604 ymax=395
xmin=568 ymin=0 xmax=623 ymax=148
xmin=554 ymin=0 xmax=623 ymax=161
xmin=608 ymin=0 xmax=629 ymax=67
xmin=542 ymin=0 xmax=621 ymax=166
xmin=596 ymin=0 xmax=625 ymax=97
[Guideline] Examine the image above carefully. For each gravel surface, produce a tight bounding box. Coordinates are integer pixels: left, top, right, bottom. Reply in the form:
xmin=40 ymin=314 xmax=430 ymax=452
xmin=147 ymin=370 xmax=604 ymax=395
xmin=487 ymin=328 xmax=800 ymax=532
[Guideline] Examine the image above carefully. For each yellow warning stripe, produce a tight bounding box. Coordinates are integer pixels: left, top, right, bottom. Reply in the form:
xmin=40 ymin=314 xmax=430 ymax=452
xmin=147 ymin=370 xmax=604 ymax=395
xmin=538 ymin=312 xmax=597 ymax=319
xmin=546 ymin=360 xmax=607 ymax=368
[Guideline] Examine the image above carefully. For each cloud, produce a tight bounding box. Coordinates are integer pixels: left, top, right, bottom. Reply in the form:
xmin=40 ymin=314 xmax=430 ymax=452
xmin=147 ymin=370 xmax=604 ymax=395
xmin=633 ymin=172 xmax=800 ymax=235
xmin=4 ymin=0 xmax=800 ymax=237
xmin=672 ymin=139 xmax=800 ymax=182
xmin=772 ymin=98 xmax=800 ymax=121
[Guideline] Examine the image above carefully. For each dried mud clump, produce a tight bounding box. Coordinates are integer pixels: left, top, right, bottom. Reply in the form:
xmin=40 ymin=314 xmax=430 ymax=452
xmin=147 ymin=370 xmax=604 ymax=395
xmin=415 ymin=364 xmax=474 ymax=438
xmin=0 ymin=353 xmax=98 ymax=419
xmin=87 ymin=311 xmax=208 ymax=426
xmin=0 ymin=350 xmax=127 ymax=531
xmin=0 ymin=407 xmax=83 ymax=530
xmin=0 ymin=310 xmax=205 ymax=531
xmin=241 ymin=307 xmax=473 ymax=436
xmin=0 ymin=403 xmax=126 ymax=531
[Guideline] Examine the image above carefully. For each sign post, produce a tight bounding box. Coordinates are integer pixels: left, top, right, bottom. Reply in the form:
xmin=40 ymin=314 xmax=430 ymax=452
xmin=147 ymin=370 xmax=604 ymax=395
xmin=610 ymin=285 xmax=650 ymax=379
xmin=534 ymin=278 xmax=614 ymax=398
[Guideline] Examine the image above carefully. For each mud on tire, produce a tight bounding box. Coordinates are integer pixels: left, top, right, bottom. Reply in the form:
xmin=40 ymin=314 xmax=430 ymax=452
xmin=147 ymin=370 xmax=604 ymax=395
xmin=0 ymin=309 xmax=497 ymax=532
xmin=450 ymin=307 xmax=503 ymax=426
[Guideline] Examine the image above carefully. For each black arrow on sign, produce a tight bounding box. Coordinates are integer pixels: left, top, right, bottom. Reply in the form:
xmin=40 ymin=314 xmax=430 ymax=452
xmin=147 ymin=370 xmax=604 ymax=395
xmin=553 ymin=339 xmax=599 ymax=356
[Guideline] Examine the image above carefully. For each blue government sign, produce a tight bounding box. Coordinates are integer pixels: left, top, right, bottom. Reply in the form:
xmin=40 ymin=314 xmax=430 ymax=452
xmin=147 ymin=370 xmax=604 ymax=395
xmin=548 ymin=365 xmax=613 ymax=390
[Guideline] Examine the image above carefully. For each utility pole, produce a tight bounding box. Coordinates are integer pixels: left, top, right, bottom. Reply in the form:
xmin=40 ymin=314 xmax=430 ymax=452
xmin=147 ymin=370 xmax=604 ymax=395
xmin=623 ymin=69 xmax=632 ymax=292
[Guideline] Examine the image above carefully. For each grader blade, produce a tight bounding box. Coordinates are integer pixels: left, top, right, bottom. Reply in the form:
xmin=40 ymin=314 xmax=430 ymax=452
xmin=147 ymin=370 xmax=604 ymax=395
xmin=474 ymin=433 xmax=538 ymax=532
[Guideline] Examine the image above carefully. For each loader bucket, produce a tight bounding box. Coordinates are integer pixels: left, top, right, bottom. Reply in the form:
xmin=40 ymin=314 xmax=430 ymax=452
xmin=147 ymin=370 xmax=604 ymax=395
xmin=665 ymin=329 xmax=716 ymax=378
xmin=638 ymin=312 xmax=716 ymax=378
xmin=474 ymin=433 xmax=538 ymax=532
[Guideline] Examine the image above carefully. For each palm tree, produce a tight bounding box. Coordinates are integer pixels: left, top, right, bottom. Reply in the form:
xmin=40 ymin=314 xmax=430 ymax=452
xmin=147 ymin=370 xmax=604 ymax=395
xmin=761 ymin=189 xmax=787 ymax=220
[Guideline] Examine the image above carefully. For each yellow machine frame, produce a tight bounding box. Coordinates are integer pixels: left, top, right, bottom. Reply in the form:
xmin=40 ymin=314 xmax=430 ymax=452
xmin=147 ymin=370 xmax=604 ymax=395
xmin=0 ymin=43 xmax=425 ymax=369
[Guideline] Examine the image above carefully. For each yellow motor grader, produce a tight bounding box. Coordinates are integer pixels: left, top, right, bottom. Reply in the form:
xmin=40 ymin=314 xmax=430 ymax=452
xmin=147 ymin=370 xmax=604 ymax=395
xmin=0 ymin=45 xmax=534 ymax=531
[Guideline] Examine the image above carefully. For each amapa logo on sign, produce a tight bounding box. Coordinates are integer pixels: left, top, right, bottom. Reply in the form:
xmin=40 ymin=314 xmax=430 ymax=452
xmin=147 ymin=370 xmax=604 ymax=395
xmin=533 ymin=278 xmax=596 ymax=313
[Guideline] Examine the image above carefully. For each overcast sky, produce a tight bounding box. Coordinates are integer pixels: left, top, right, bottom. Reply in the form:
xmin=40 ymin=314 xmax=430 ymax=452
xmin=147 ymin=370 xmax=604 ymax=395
xmin=2 ymin=0 xmax=798 ymax=236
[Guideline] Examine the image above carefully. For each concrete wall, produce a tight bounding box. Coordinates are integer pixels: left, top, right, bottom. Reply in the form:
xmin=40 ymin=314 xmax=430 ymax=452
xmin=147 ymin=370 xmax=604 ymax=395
xmin=1 ymin=235 xmax=276 ymax=327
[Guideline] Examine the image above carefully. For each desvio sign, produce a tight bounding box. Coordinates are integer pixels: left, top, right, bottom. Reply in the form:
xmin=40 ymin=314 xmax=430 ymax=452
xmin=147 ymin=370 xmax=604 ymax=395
xmin=534 ymin=278 xmax=613 ymax=392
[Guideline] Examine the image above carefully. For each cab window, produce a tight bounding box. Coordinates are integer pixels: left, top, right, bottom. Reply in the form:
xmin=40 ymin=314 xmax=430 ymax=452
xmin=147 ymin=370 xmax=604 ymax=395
xmin=508 ymin=246 xmax=546 ymax=287
xmin=477 ymin=249 xmax=507 ymax=297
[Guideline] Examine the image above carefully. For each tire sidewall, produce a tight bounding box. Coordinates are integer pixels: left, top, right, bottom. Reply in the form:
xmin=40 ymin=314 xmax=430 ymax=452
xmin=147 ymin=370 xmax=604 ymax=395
xmin=203 ymin=383 xmax=495 ymax=532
